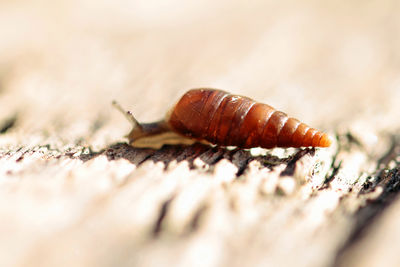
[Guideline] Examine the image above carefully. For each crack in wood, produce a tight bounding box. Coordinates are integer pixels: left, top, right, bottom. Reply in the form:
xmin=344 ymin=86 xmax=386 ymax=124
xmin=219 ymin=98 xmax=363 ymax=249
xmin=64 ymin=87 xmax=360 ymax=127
xmin=153 ymin=196 xmax=175 ymax=237
xmin=280 ymin=148 xmax=315 ymax=177
xmin=322 ymin=143 xmax=342 ymax=189
xmin=0 ymin=114 xmax=17 ymax=134
xmin=186 ymin=204 xmax=208 ymax=234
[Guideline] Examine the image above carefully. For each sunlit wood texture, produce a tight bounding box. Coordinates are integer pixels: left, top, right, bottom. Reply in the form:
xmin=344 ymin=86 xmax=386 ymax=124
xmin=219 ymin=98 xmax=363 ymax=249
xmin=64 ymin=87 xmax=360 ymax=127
xmin=0 ymin=1 xmax=400 ymax=267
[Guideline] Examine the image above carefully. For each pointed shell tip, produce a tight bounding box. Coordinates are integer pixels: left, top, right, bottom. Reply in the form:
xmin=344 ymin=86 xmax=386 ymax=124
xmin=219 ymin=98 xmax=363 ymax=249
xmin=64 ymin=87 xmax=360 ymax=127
xmin=319 ymin=134 xmax=333 ymax=147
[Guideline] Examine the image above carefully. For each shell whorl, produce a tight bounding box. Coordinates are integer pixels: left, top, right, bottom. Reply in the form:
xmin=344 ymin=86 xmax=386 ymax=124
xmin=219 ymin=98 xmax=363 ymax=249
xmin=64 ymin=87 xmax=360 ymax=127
xmin=168 ymin=88 xmax=332 ymax=148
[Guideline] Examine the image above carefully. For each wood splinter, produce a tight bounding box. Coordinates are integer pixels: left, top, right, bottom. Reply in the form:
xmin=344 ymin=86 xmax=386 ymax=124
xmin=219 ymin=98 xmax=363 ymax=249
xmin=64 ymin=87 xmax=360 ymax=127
xmin=113 ymin=88 xmax=333 ymax=149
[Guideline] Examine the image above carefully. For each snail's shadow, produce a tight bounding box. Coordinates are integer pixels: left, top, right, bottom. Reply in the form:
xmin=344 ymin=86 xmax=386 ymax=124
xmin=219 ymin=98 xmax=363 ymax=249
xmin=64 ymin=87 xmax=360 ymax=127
xmin=77 ymin=142 xmax=315 ymax=177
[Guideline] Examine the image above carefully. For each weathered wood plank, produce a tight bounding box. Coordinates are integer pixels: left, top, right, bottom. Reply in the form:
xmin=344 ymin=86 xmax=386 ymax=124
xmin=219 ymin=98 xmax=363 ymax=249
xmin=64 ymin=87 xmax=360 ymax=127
xmin=1 ymin=1 xmax=400 ymax=267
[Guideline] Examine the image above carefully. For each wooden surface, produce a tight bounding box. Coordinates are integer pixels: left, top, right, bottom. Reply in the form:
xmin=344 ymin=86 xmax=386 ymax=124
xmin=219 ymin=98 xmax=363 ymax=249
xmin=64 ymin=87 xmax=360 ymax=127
xmin=1 ymin=0 xmax=400 ymax=266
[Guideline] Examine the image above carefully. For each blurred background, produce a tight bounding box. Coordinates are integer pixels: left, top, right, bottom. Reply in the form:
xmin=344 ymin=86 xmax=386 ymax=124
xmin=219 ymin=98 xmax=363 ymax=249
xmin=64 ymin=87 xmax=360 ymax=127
xmin=1 ymin=1 xmax=400 ymax=267
xmin=0 ymin=0 xmax=399 ymax=150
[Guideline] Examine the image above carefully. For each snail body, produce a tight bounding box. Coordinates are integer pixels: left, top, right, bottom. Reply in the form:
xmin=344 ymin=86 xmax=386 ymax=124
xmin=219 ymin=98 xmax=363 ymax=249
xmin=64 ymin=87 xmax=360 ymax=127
xmin=114 ymin=88 xmax=332 ymax=149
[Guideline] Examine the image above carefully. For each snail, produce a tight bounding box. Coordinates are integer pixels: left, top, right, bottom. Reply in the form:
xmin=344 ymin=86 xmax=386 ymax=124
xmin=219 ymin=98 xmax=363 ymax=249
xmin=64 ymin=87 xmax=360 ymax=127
xmin=113 ymin=88 xmax=332 ymax=149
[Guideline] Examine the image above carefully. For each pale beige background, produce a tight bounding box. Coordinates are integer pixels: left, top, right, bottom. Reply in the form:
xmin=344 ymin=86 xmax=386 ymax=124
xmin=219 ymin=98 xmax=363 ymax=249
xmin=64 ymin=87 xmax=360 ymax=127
xmin=1 ymin=0 xmax=399 ymax=149
xmin=0 ymin=1 xmax=400 ymax=267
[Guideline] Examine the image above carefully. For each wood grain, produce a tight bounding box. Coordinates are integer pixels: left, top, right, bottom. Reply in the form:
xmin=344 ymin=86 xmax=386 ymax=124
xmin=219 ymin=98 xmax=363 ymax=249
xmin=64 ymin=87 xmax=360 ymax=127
xmin=0 ymin=0 xmax=400 ymax=266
